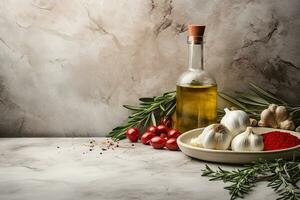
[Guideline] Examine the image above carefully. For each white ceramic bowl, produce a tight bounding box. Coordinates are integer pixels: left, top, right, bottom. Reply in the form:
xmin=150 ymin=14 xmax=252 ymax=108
xmin=177 ymin=127 xmax=300 ymax=164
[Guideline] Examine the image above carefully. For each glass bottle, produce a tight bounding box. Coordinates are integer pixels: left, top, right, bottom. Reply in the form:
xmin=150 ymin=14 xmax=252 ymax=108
xmin=176 ymin=25 xmax=217 ymax=133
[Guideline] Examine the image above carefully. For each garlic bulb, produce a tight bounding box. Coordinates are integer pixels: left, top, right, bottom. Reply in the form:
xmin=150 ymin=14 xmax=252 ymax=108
xmin=199 ymin=124 xmax=232 ymax=150
xmin=221 ymin=108 xmax=250 ymax=137
xmin=258 ymin=104 xmax=295 ymax=130
xmin=231 ymin=127 xmax=264 ymax=151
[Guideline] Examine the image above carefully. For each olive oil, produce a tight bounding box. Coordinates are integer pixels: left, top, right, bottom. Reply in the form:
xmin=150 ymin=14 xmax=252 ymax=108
xmin=175 ymin=25 xmax=217 ymax=132
xmin=176 ymin=84 xmax=217 ymax=133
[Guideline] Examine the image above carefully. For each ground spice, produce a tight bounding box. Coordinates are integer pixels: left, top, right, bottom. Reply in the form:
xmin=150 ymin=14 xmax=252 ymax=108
xmin=263 ymin=131 xmax=300 ymax=151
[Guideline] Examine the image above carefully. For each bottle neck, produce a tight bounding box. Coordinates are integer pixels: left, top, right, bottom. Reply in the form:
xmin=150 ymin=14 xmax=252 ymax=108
xmin=188 ymin=40 xmax=204 ymax=71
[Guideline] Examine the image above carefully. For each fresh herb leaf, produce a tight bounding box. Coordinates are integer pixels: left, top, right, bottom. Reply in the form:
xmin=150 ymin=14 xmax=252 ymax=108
xmin=108 ymin=91 xmax=176 ymax=140
xmin=202 ymin=159 xmax=300 ymax=200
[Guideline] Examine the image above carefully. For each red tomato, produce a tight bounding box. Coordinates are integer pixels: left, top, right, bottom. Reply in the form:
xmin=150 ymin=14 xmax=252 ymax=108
xmin=157 ymin=125 xmax=169 ymax=134
xmin=141 ymin=132 xmax=156 ymax=145
xmin=167 ymin=129 xmax=181 ymax=139
xmin=126 ymin=128 xmax=139 ymax=142
xmin=165 ymin=138 xmax=179 ymax=151
xmin=147 ymin=126 xmax=159 ymax=135
xmin=150 ymin=136 xmax=166 ymax=149
xmin=161 ymin=117 xmax=172 ymax=128
xmin=160 ymin=133 xmax=167 ymax=138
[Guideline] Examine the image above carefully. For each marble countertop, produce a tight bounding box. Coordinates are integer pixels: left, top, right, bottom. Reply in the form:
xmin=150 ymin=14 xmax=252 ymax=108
xmin=0 ymin=138 xmax=277 ymax=200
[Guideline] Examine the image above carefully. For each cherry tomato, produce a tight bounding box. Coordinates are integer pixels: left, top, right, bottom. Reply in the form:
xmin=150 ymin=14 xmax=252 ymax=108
xmin=160 ymin=133 xmax=167 ymax=138
xmin=161 ymin=117 xmax=172 ymax=128
xmin=167 ymin=129 xmax=181 ymax=139
xmin=126 ymin=128 xmax=139 ymax=142
xmin=141 ymin=131 xmax=156 ymax=145
xmin=157 ymin=125 xmax=169 ymax=134
xmin=150 ymin=136 xmax=166 ymax=149
xmin=147 ymin=126 xmax=159 ymax=135
xmin=165 ymin=138 xmax=179 ymax=151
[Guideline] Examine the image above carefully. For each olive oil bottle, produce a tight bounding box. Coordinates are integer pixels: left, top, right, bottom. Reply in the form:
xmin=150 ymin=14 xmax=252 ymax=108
xmin=176 ymin=25 xmax=217 ymax=133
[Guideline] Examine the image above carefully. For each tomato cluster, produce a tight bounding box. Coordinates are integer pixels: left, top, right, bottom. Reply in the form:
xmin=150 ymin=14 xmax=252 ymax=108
xmin=125 ymin=123 xmax=181 ymax=151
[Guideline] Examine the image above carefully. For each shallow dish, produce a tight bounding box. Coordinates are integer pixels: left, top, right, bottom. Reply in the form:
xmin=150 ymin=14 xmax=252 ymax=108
xmin=177 ymin=127 xmax=300 ymax=164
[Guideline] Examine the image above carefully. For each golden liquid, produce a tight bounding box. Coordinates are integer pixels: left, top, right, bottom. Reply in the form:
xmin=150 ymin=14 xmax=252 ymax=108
xmin=176 ymin=84 xmax=217 ymax=133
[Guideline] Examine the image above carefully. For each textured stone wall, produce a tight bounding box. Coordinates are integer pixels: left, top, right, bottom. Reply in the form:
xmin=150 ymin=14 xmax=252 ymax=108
xmin=0 ymin=0 xmax=299 ymax=136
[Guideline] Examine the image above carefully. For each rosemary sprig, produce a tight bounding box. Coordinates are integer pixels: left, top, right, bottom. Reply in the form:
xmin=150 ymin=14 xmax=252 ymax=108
xmin=218 ymin=83 xmax=300 ymax=126
xmin=268 ymin=159 xmax=300 ymax=200
xmin=202 ymin=158 xmax=300 ymax=200
xmin=108 ymin=91 xmax=176 ymax=140
xmin=202 ymin=164 xmax=266 ymax=199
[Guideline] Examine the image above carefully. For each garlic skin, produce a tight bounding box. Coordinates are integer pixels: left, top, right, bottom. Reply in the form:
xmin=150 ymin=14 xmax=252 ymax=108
xmin=296 ymin=126 xmax=300 ymax=133
xmin=258 ymin=104 xmax=295 ymax=130
xmin=221 ymin=108 xmax=250 ymax=137
xmin=280 ymin=120 xmax=295 ymax=130
xmin=231 ymin=127 xmax=264 ymax=151
xmin=199 ymin=124 xmax=232 ymax=150
xmin=190 ymin=137 xmax=203 ymax=147
xmin=250 ymin=118 xmax=258 ymax=127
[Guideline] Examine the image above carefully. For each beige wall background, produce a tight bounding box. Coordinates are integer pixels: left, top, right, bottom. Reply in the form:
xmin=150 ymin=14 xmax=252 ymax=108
xmin=0 ymin=0 xmax=299 ymax=136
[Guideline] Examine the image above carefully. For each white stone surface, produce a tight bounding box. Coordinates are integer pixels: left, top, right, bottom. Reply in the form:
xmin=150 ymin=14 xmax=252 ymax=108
xmin=0 ymin=138 xmax=278 ymax=200
xmin=0 ymin=0 xmax=299 ymax=136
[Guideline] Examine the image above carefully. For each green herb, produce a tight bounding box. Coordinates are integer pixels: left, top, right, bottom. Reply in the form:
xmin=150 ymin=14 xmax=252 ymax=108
xmin=109 ymin=83 xmax=300 ymax=140
xmin=218 ymin=83 xmax=300 ymax=125
xmin=108 ymin=91 xmax=176 ymax=140
xmin=202 ymin=158 xmax=300 ymax=200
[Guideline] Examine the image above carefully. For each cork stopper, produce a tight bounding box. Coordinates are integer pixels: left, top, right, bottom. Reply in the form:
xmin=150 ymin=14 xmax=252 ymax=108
xmin=187 ymin=25 xmax=205 ymax=44
xmin=188 ymin=25 xmax=205 ymax=37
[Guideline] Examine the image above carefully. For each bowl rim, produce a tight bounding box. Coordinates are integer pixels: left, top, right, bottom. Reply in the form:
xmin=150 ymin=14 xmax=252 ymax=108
xmin=177 ymin=127 xmax=300 ymax=154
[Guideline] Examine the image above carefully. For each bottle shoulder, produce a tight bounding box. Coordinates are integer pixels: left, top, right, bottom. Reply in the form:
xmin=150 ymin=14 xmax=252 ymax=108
xmin=177 ymin=69 xmax=216 ymax=86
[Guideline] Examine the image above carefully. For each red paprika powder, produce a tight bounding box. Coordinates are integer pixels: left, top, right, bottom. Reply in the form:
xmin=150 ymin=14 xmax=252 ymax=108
xmin=263 ymin=131 xmax=300 ymax=151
